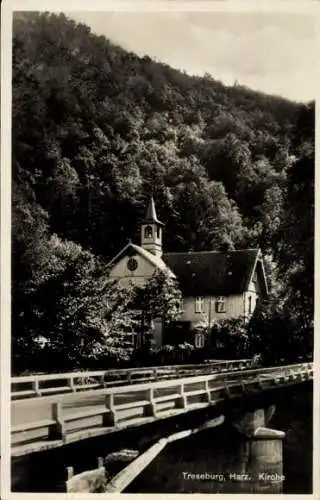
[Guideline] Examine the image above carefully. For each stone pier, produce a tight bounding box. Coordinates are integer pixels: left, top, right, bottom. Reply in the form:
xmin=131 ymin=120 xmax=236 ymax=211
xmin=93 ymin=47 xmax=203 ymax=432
xmin=233 ymin=406 xmax=285 ymax=493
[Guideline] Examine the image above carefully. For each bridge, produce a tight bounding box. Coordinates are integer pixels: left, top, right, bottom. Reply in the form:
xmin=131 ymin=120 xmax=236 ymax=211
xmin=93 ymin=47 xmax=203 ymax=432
xmin=12 ymin=361 xmax=313 ymax=459
xmin=11 ymin=358 xmax=254 ymax=400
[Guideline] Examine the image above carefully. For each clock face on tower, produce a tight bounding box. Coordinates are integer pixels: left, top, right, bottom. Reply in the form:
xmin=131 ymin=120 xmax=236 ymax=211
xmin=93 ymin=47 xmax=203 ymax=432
xmin=127 ymin=257 xmax=138 ymax=272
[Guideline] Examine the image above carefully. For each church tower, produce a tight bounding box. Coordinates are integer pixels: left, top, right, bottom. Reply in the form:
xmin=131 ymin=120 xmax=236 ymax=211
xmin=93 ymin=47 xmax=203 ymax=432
xmin=141 ymin=197 xmax=164 ymax=258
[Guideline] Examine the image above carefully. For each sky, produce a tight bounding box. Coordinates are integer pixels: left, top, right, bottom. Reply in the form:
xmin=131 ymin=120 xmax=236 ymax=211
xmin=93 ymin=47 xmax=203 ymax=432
xmin=68 ymin=10 xmax=316 ymax=103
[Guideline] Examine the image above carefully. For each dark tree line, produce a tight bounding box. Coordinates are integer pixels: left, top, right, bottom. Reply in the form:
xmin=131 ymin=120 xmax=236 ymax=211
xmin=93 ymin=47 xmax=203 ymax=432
xmin=11 ymin=12 xmax=314 ymax=372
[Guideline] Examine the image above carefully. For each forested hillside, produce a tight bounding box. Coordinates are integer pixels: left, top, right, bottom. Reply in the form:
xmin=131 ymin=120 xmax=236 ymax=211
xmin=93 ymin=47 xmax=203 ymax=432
xmin=11 ymin=12 xmax=314 ymax=372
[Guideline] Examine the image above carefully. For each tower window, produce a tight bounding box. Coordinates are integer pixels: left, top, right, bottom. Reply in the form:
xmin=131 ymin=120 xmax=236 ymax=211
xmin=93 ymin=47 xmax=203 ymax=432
xmin=248 ymin=295 xmax=253 ymax=314
xmin=156 ymin=226 xmax=161 ymax=239
xmin=144 ymin=225 xmax=153 ymax=239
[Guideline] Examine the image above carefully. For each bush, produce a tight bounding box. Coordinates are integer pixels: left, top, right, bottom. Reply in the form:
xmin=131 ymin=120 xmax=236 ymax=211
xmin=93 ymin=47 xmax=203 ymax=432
xmin=130 ymin=342 xmax=196 ymax=367
xmin=208 ymin=318 xmax=250 ymax=359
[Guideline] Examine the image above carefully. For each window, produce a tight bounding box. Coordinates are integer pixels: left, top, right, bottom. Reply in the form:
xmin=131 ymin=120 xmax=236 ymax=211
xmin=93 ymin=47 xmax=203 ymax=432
xmin=195 ymin=296 xmax=203 ymax=313
xmin=195 ymin=332 xmax=205 ymax=349
xmin=253 ymin=271 xmax=258 ymax=283
xmin=156 ymin=226 xmax=161 ymax=239
xmin=178 ymin=297 xmax=184 ymax=312
xmin=126 ymin=334 xmax=136 ymax=346
xmin=215 ymin=296 xmax=226 ymax=313
xmin=119 ymin=332 xmax=137 ymax=347
xmin=127 ymin=257 xmax=138 ymax=271
xmin=144 ymin=225 xmax=153 ymax=239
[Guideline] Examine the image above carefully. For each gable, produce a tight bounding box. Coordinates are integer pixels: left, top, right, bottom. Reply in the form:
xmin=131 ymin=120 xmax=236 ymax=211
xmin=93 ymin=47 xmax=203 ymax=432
xmin=108 ymin=243 xmax=174 ymax=281
xmin=109 ymin=252 xmax=157 ymax=281
xmin=248 ymin=275 xmax=260 ymax=293
xmin=250 ymin=258 xmax=268 ymax=297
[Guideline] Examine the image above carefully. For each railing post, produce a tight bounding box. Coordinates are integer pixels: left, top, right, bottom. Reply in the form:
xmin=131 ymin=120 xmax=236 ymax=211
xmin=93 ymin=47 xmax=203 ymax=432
xmin=153 ymin=368 xmax=158 ymax=381
xmin=32 ymin=380 xmax=41 ymax=397
xmin=256 ymin=375 xmax=263 ymax=390
xmin=205 ymin=379 xmax=211 ymax=402
xmin=289 ymin=369 xmax=295 ymax=381
xmin=143 ymin=388 xmax=157 ymax=417
xmin=241 ymin=380 xmax=248 ymax=394
xmin=100 ymin=374 xmax=106 ymax=387
xmin=49 ymin=402 xmax=66 ymax=441
xmin=68 ymin=376 xmax=76 ymax=393
xmin=103 ymin=393 xmax=117 ymax=427
xmin=176 ymin=383 xmax=187 ymax=409
xmin=67 ymin=466 xmax=74 ymax=480
xmin=304 ymin=367 xmax=310 ymax=380
xmin=224 ymin=380 xmax=231 ymax=397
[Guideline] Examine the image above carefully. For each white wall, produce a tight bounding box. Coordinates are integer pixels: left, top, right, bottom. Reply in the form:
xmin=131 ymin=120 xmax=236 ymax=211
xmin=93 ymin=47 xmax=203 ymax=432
xmin=110 ymin=254 xmax=163 ymax=344
xmin=110 ymin=254 xmax=156 ymax=287
xmin=179 ymin=294 xmax=245 ymax=328
xmin=244 ymin=275 xmax=262 ymax=319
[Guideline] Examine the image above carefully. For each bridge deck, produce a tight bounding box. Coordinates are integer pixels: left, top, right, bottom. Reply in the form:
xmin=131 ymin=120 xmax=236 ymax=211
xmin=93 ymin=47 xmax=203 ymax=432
xmin=11 ymin=362 xmax=313 ymax=457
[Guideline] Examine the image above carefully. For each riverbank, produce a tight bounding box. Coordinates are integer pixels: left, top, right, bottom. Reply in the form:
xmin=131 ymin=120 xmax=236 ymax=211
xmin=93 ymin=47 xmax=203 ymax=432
xmin=126 ymin=383 xmax=313 ymax=494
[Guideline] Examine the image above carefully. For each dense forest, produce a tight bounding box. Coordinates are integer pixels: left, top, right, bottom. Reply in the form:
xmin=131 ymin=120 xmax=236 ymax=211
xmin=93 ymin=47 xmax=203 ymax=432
xmin=11 ymin=12 xmax=314 ymax=373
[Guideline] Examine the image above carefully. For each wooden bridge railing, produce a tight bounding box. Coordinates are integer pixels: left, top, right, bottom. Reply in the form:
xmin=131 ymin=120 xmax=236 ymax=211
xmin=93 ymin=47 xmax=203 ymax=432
xmin=11 ymin=362 xmax=313 ymax=457
xmin=11 ymin=358 xmax=253 ymax=399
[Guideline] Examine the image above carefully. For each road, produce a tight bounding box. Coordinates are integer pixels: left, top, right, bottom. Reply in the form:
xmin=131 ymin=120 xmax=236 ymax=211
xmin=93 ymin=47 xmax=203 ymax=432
xmin=11 ymin=366 xmax=292 ymax=428
xmin=12 ymin=384 xmax=201 ymax=427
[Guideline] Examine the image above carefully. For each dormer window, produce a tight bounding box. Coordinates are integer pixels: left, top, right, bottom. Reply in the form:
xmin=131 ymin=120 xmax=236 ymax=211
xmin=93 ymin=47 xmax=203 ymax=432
xmin=216 ymin=296 xmax=226 ymax=313
xmin=144 ymin=225 xmax=153 ymax=239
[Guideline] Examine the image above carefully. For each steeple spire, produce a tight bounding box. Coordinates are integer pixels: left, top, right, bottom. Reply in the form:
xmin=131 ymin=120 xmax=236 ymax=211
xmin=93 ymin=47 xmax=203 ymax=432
xmin=143 ymin=196 xmax=164 ymax=226
xmin=141 ymin=197 xmax=164 ymax=257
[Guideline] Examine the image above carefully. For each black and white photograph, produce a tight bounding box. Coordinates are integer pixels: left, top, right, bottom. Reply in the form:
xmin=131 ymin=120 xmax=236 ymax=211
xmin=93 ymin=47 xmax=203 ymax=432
xmin=1 ymin=0 xmax=317 ymax=496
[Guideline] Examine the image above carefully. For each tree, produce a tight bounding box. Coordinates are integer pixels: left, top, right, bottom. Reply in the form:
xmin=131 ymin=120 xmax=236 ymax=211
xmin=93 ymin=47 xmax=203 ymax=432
xmin=132 ymin=269 xmax=183 ymax=349
xmin=12 ymin=11 xmax=299 ymax=265
xmin=275 ymin=102 xmax=314 ymax=348
xmin=12 ymin=232 xmax=138 ymax=373
xmin=169 ymin=178 xmax=243 ymax=251
xmin=12 ymin=11 xmax=307 ymax=372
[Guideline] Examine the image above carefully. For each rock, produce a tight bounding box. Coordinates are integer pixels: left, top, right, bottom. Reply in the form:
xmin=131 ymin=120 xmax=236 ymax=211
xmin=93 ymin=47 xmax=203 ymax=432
xmin=66 ymin=467 xmax=108 ymax=493
xmin=104 ymin=449 xmax=139 ymax=465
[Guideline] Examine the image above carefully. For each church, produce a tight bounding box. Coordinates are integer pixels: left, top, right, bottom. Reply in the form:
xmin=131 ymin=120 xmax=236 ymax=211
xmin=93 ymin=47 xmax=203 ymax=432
xmin=108 ymin=198 xmax=268 ymax=348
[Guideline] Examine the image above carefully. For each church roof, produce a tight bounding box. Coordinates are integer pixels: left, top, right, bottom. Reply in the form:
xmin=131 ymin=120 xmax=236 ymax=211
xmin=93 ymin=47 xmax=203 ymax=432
xmin=143 ymin=197 xmax=164 ymax=226
xmin=162 ymin=249 xmax=267 ymax=296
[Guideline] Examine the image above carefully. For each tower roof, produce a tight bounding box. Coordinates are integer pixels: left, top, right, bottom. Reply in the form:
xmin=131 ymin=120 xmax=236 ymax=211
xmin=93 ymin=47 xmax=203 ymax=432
xmin=143 ymin=197 xmax=164 ymax=226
